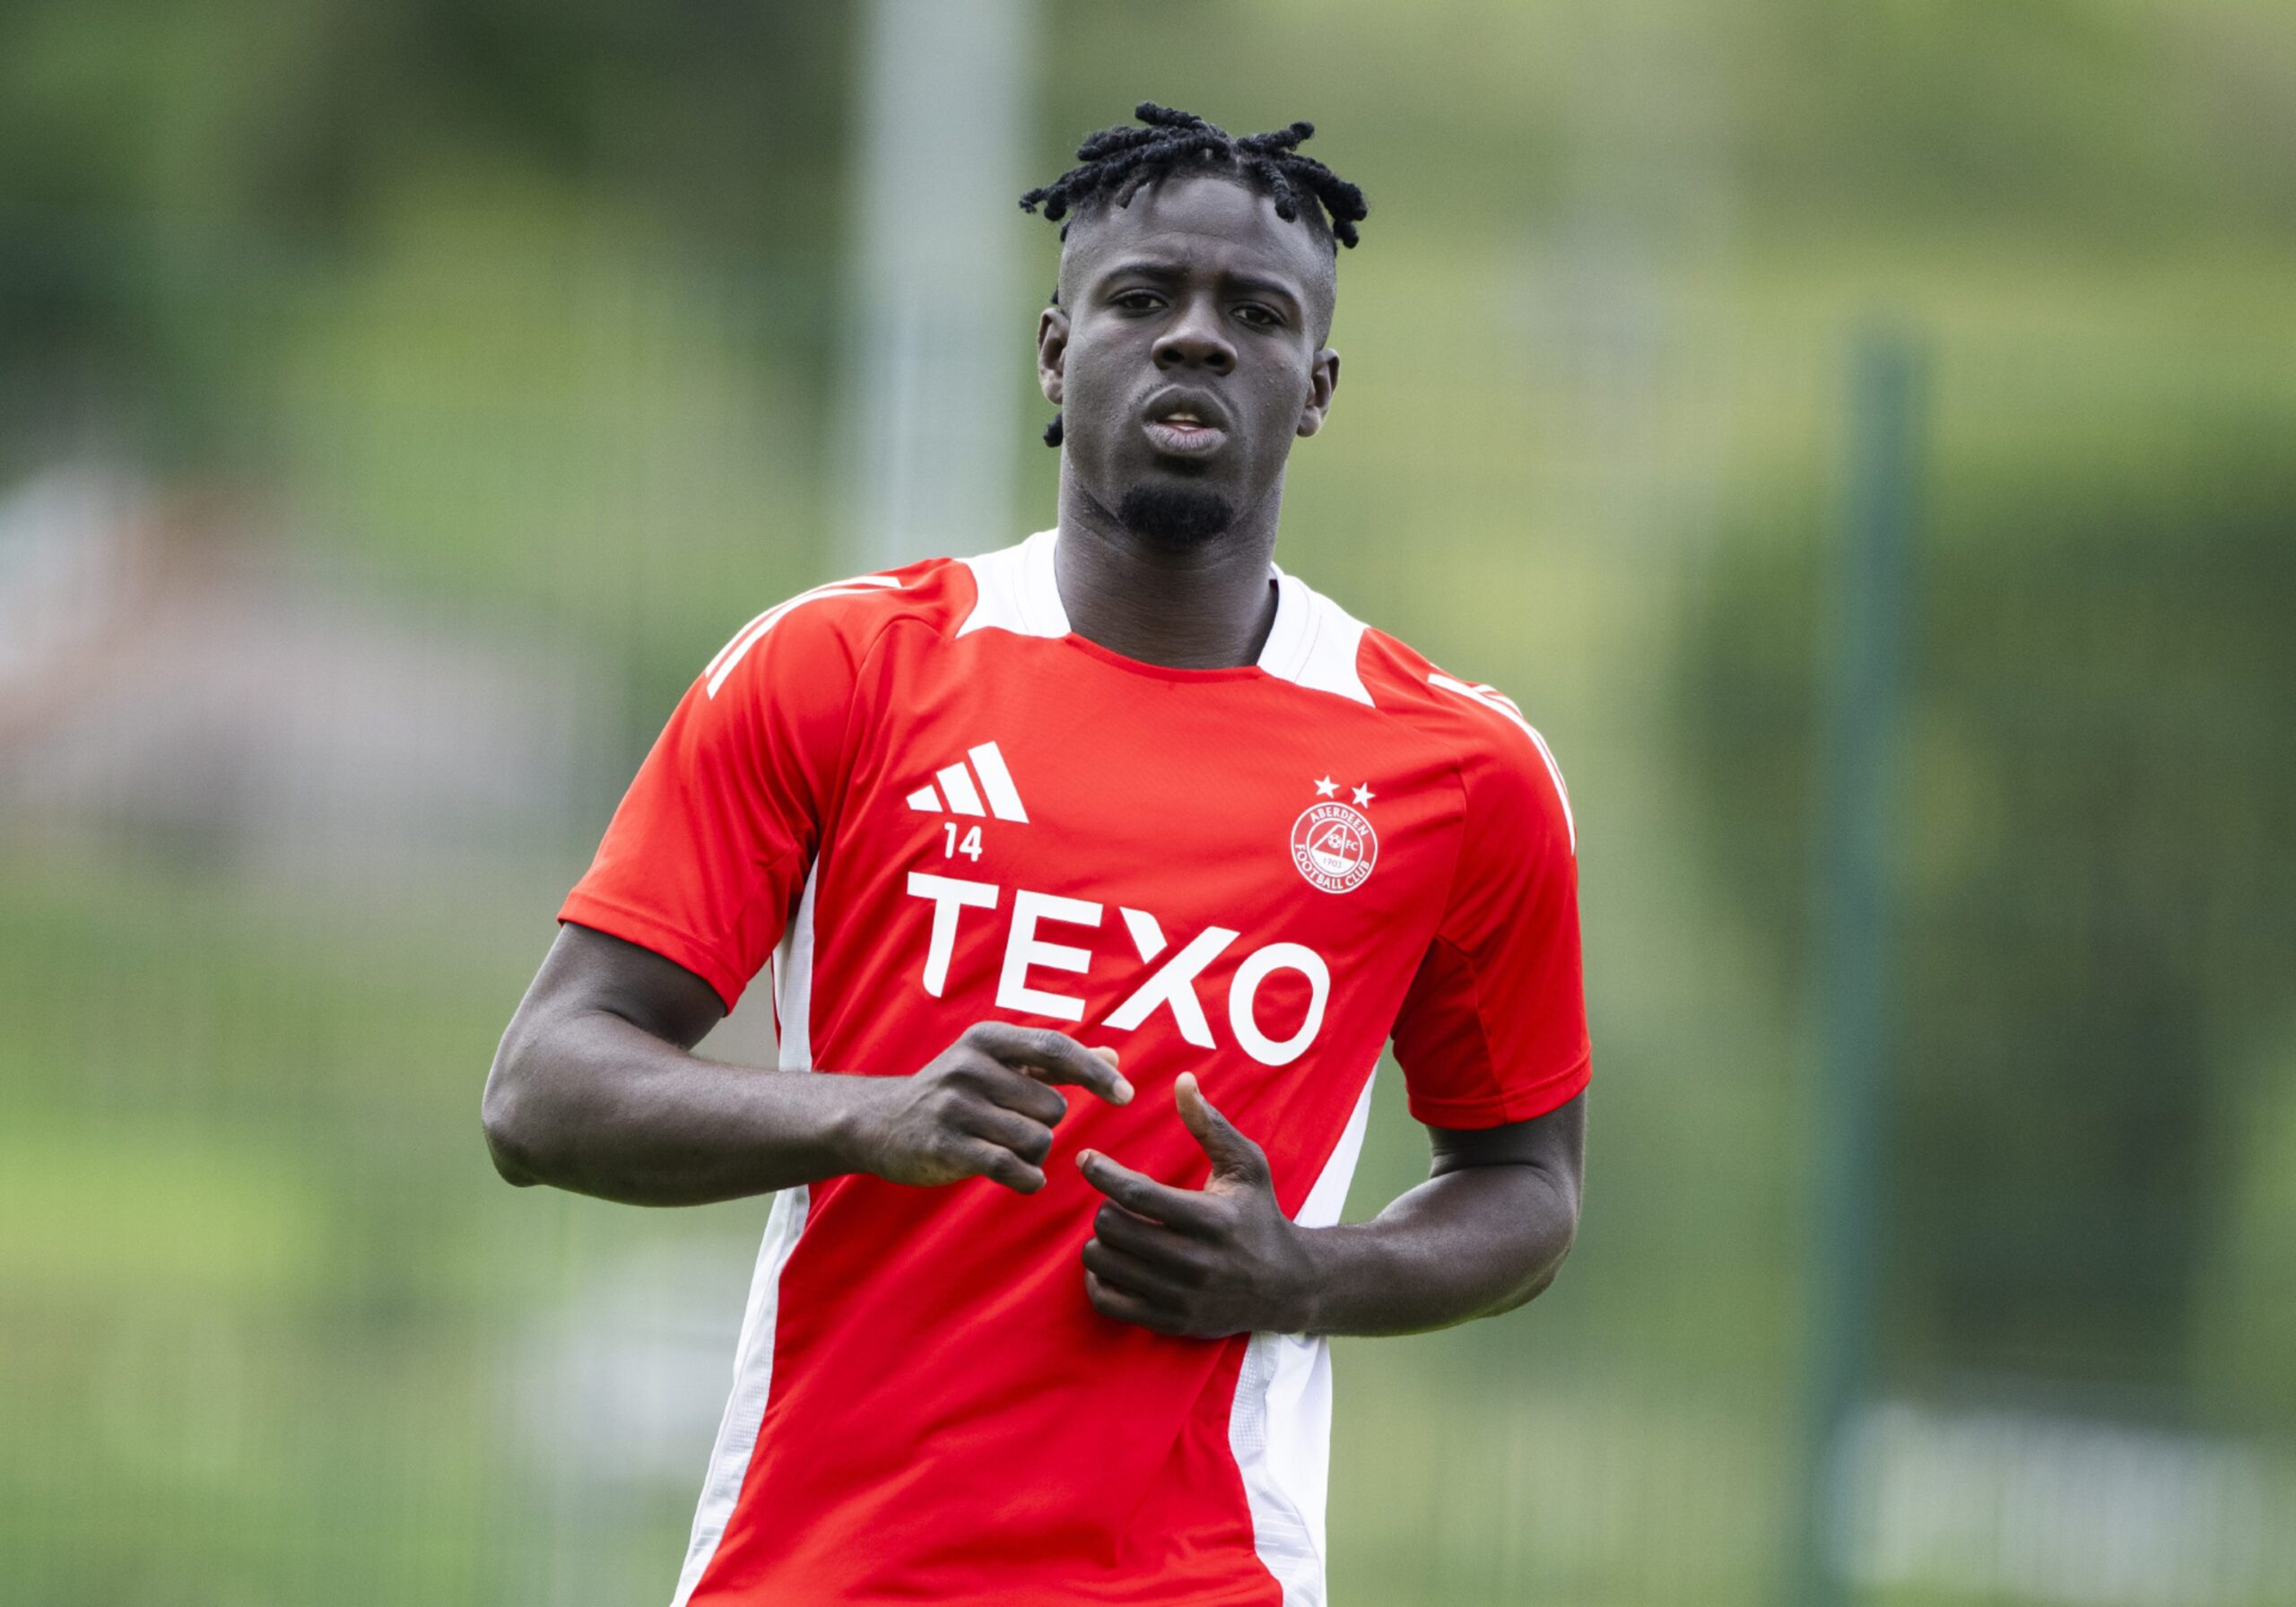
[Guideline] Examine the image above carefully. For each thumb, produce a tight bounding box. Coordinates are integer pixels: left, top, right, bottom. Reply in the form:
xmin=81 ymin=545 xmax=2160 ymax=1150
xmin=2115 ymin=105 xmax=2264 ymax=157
xmin=1176 ymin=1073 xmax=1266 ymax=1183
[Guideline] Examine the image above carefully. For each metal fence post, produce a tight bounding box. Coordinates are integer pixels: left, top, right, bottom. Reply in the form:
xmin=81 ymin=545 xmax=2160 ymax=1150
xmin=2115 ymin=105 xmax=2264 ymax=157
xmin=841 ymin=0 xmax=1038 ymax=574
xmin=1793 ymin=324 xmax=1924 ymax=1607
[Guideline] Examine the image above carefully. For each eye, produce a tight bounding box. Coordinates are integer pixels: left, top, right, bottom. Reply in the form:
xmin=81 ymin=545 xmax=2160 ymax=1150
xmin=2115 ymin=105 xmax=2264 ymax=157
xmin=1112 ymin=289 xmax=1166 ymax=313
xmin=1234 ymin=303 xmax=1284 ymax=329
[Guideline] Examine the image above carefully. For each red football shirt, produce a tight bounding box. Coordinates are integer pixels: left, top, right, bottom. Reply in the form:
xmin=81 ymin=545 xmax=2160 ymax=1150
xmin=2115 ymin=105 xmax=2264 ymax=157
xmin=560 ymin=528 xmax=1588 ymax=1606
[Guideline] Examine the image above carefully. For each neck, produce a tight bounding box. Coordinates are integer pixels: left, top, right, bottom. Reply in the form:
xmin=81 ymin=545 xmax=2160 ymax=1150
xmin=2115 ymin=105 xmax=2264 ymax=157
xmin=1052 ymin=468 xmax=1283 ymax=669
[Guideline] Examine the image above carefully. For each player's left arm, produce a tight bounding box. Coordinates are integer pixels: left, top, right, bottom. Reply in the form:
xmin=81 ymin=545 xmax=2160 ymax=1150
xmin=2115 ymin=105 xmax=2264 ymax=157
xmin=1083 ymin=689 xmax=1587 ymax=1338
xmin=1077 ymin=1078 xmax=1582 ymax=1338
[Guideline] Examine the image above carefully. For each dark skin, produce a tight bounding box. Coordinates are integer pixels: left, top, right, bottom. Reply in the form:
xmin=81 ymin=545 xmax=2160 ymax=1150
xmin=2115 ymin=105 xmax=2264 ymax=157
xmin=1038 ymin=172 xmax=1338 ymax=670
xmin=483 ymin=170 xmax=1584 ymax=1340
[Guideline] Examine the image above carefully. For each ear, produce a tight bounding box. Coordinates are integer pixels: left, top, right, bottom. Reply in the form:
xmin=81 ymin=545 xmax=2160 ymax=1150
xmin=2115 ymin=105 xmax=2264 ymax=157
xmin=1037 ymin=305 xmax=1070 ymax=405
xmin=1295 ymin=347 xmax=1341 ymax=438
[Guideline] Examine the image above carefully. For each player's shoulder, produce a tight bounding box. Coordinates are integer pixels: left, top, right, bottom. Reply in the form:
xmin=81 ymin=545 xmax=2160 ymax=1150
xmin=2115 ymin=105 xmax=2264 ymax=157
xmin=1346 ymin=612 xmax=1577 ymax=850
xmin=740 ymin=552 xmax=978 ymax=648
xmin=1266 ymin=565 xmax=1568 ymax=770
xmin=742 ymin=526 xmax=1073 ymax=654
xmin=1343 ymin=608 xmax=1541 ymax=755
xmin=698 ymin=553 xmax=979 ymax=699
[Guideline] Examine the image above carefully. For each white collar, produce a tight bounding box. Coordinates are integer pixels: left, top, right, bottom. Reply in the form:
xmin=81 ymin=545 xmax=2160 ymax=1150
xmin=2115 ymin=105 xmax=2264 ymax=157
xmin=961 ymin=526 xmax=1370 ymax=705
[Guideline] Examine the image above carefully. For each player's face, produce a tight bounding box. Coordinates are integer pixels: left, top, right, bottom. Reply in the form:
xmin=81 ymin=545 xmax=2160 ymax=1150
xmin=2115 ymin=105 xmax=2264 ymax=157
xmin=1040 ymin=174 xmax=1339 ymax=542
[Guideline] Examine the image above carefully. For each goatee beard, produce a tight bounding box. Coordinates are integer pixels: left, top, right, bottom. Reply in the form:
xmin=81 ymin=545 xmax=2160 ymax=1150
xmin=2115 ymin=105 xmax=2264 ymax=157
xmin=1117 ymin=483 xmax=1237 ymax=549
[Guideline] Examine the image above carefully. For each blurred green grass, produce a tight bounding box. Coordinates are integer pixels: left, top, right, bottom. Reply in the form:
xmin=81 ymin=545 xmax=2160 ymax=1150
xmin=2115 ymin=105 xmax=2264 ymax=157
xmin=7 ymin=236 xmax=2295 ymax=1603
xmin=4 ymin=0 xmax=2294 ymax=1601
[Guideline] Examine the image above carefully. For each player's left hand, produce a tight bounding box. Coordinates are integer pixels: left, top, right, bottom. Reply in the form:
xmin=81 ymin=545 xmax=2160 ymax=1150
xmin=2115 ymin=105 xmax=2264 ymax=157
xmin=1075 ymin=1073 xmax=1317 ymax=1338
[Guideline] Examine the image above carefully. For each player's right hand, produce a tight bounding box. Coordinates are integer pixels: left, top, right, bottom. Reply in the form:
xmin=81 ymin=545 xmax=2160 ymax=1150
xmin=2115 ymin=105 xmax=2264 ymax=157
xmin=842 ymin=1023 xmax=1134 ymax=1194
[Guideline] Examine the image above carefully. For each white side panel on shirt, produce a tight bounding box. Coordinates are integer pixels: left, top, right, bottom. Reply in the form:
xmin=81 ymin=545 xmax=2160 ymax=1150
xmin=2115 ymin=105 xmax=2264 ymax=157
xmin=668 ymin=1184 xmax=810 ymax=1607
xmin=1229 ymin=1066 xmax=1378 ymax=1607
xmin=773 ymin=862 xmax=822 ymax=1073
xmin=665 ymin=863 xmax=822 ymax=1606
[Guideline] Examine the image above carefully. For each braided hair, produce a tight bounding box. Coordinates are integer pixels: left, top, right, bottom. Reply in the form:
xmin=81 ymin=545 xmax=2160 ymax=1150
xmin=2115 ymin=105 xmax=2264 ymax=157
xmin=1023 ymin=104 xmax=1368 ymax=447
xmin=1022 ymin=102 xmax=1368 ymax=248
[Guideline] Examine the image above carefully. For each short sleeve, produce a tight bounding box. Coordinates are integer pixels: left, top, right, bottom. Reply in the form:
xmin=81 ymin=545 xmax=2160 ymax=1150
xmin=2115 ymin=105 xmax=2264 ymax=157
xmin=1389 ymin=726 xmax=1589 ymax=1128
xmin=558 ymin=589 xmax=874 ymax=1012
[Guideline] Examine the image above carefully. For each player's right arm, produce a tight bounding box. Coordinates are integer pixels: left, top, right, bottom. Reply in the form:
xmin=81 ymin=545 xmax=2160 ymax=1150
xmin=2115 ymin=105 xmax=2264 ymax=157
xmin=481 ymin=578 xmax=1130 ymax=1206
xmin=483 ymin=928 xmax=1129 ymax=1205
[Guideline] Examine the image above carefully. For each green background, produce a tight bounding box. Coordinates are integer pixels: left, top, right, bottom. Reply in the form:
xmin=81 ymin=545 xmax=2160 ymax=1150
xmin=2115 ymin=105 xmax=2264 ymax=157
xmin=2 ymin=2 xmax=2292 ymax=1603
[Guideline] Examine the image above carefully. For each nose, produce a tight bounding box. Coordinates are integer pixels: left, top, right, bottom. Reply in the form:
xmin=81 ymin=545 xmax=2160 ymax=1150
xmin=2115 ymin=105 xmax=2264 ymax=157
xmin=1152 ymin=299 xmax=1235 ymax=375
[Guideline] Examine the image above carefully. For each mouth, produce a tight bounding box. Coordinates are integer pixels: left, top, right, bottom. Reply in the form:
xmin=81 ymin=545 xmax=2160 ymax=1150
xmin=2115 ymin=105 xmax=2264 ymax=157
xmin=1141 ymin=391 xmax=1231 ymax=459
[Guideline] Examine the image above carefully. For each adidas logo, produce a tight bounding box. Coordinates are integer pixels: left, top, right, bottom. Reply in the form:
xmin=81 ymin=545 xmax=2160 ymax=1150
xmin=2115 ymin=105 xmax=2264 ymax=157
xmin=906 ymin=741 xmax=1031 ymax=823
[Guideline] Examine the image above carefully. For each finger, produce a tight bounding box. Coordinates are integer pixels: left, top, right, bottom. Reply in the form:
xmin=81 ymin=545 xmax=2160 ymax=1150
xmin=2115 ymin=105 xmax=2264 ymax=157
xmin=963 ymin=1023 xmax=1134 ymax=1106
xmin=1092 ymin=1202 xmax=1212 ymax=1278
xmin=1175 ymin=1072 xmax=1269 ymax=1183
xmin=1075 ymin=1149 xmax=1219 ymax=1234
xmin=1082 ymin=1237 xmax=1196 ymax=1307
xmin=972 ymin=1062 xmax=1069 ymax=1126
xmin=1084 ymin=1269 xmax=1191 ymax=1335
xmin=960 ymin=1103 xmax=1056 ymax=1168
xmin=954 ymin=1138 xmax=1046 ymax=1194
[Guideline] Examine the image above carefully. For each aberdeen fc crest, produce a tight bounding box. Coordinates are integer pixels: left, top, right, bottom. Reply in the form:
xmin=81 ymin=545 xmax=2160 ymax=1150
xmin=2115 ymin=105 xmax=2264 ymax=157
xmin=1292 ymin=801 xmax=1378 ymax=894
